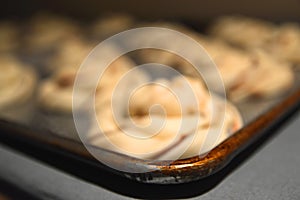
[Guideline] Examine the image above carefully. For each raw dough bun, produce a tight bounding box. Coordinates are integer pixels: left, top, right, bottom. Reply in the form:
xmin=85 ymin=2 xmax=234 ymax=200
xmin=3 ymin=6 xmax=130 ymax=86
xmin=183 ymin=38 xmax=294 ymax=102
xmin=37 ymin=67 xmax=78 ymax=113
xmin=38 ymin=55 xmax=139 ymax=113
xmin=91 ymin=115 xmax=206 ymax=158
xmin=89 ymin=74 xmax=243 ymax=160
xmin=25 ymin=13 xmax=80 ymax=51
xmin=228 ymin=50 xmax=294 ymax=102
xmin=90 ymin=14 xmax=134 ymax=39
xmin=209 ymin=16 xmax=275 ymax=48
xmin=90 ymin=94 xmax=242 ymax=160
xmin=265 ymin=23 xmax=300 ymax=65
xmin=0 ymin=56 xmax=37 ymax=108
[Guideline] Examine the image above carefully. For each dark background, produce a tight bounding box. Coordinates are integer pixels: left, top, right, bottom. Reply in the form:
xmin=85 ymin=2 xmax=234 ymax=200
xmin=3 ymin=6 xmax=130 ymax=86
xmin=1 ymin=0 xmax=300 ymax=22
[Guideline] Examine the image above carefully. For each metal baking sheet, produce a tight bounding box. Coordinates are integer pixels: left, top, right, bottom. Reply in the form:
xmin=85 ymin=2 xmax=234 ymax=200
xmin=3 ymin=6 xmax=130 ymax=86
xmin=0 ymin=49 xmax=300 ymax=186
xmin=0 ymin=14 xmax=300 ymax=188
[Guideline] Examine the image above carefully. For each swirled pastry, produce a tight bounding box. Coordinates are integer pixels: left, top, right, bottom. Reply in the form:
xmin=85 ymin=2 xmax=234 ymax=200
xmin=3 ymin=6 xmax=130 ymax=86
xmin=200 ymin=41 xmax=294 ymax=101
xmin=228 ymin=50 xmax=294 ymax=101
xmin=209 ymin=16 xmax=300 ymax=67
xmin=89 ymin=14 xmax=134 ymax=40
xmin=37 ymin=67 xmax=78 ymax=113
xmin=209 ymin=16 xmax=275 ymax=49
xmin=25 ymin=13 xmax=80 ymax=52
xmin=265 ymin=23 xmax=300 ymax=65
xmin=90 ymin=75 xmax=243 ymax=160
xmin=0 ymin=56 xmax=36 ymax=109
xmin=38 ymin=54 xmax=139 ymax=113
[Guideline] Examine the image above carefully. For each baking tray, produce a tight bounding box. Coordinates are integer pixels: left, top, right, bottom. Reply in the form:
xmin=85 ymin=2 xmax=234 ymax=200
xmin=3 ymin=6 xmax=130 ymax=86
xmin=0 ymin=83 xmax=299 ymax=199
xmin=0 ymin=46 xmax=300 ymax=184
xmin=1 ymin=3 xmax=300 ymax=198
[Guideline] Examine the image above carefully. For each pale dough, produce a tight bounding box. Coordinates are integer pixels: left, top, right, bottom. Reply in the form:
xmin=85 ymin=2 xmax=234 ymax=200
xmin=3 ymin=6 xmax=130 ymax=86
xmin=0 ymin=56 xmax=37 ymax=109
